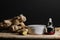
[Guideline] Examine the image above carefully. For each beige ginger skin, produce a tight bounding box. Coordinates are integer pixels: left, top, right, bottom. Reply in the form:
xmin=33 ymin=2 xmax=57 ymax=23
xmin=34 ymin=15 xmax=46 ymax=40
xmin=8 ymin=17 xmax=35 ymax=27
xmin=0 ymin=14 xmax=29 ymax=35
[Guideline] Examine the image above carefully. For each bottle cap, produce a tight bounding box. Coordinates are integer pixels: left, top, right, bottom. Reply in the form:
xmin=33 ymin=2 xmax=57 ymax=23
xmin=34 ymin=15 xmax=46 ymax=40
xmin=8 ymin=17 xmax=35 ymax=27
xmin=49 ymin=18 xmax=52 ymax=22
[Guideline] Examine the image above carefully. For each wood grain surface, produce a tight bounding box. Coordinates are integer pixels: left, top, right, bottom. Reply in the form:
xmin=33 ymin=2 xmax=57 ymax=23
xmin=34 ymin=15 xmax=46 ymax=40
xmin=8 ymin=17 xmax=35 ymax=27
xmin=0 ymin=27 xmax=60 ymax=39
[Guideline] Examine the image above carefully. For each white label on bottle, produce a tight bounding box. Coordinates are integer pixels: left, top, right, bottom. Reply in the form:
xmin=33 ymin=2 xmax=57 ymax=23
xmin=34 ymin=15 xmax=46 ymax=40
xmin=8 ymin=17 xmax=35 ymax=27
xmin=48 ymin=25 xmax=53 ymax=28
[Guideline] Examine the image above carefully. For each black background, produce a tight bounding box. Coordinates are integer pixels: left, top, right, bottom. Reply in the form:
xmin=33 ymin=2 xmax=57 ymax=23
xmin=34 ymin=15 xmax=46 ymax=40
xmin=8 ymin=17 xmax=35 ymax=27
xmin=0 ymin=0 xmax=60 ymax=27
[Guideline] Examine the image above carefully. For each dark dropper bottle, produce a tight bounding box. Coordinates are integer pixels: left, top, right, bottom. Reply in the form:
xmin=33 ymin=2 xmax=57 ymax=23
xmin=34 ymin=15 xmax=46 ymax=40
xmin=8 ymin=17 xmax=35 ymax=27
xmin=47 ymin=18 xmax=55 ymax=35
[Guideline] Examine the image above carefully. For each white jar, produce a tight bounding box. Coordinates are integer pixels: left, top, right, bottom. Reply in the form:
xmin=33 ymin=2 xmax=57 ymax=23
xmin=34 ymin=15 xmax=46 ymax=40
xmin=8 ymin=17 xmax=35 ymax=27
xmin=28 ymin=25 xmax=46 ymax=34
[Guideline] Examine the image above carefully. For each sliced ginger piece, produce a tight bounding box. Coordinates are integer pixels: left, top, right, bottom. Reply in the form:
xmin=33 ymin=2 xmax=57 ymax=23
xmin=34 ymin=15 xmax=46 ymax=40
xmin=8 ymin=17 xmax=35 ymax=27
xmin=22 ymin=29 xmax=28 ymax=35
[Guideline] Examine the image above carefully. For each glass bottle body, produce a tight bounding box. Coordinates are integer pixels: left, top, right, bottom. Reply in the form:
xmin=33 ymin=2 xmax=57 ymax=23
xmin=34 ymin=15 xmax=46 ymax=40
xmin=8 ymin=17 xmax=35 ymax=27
xmin=47 ymin=18 xmax=55 ymax=35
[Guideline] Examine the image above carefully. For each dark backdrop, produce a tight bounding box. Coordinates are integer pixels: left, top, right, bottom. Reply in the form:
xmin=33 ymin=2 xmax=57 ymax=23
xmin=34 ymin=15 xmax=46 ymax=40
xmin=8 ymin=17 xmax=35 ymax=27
xmin=1 ymin=0 xmax=60 ymax=27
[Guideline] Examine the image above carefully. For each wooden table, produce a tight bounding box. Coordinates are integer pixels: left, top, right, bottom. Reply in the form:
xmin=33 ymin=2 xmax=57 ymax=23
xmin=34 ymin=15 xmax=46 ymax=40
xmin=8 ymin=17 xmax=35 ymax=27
xmin=0 ymin=27 xmax=60 ymax=39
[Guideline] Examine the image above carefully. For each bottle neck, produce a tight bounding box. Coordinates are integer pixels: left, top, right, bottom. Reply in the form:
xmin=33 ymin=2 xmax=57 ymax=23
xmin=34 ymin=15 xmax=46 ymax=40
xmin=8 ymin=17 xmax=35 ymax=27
xmin=48 ymin=22 xmax=53 ymax=25
xmin=47 ymin=22 xmax=53 ymax=28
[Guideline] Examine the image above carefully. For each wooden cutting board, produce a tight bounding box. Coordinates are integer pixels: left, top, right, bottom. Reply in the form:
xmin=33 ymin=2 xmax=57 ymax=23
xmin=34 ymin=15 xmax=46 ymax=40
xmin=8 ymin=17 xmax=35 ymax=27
xmin=0 ymin=27 xmax=60 ymax=39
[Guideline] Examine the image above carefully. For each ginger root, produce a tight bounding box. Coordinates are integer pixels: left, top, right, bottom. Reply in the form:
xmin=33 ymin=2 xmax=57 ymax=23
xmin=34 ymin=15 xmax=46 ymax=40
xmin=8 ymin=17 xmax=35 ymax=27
xmin=0 ymin=14 xmax=30 ymax=35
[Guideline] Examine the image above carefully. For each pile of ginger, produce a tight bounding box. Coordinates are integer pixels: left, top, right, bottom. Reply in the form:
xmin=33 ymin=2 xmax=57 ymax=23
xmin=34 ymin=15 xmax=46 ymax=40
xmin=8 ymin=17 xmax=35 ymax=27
xmin=0 ymin=14 xmax=30 ymax=35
